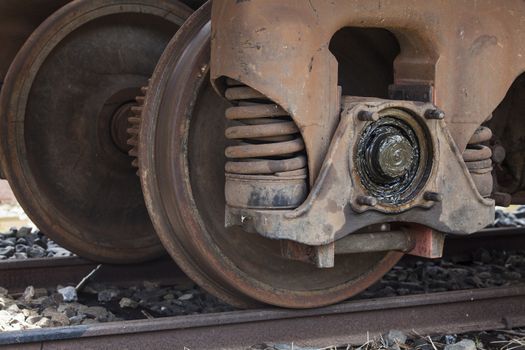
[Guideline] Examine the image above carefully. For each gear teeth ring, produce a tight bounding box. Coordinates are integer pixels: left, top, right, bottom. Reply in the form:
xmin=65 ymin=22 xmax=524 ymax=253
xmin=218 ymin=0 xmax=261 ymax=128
xmin=127 ymin=85 xmax=149 ymax=172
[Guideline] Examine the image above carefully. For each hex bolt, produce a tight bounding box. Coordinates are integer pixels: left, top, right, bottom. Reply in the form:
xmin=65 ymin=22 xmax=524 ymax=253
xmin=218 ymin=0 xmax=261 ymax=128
xmin=424 ymin=109 xmax=445 ymax=120
xmin=356 ymin=195 xmax=378 ymax=207
xmin=424 ymin=191 xmax=443 ymax=202
xmin=358 ymin=111 xmax=379 ymax=122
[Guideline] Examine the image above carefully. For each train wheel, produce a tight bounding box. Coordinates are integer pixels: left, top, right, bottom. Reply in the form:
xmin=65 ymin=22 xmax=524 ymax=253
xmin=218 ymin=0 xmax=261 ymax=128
xmin=0 ymin=0 xmax=192 ymax=263
xmin=138 ymin=2 xmax=403 ymax=308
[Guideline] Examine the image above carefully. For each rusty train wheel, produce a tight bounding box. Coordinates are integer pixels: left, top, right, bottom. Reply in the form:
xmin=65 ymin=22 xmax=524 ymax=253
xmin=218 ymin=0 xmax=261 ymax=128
xmin=0 ymin=0 xmax=192 ymax=263
xmin=139 ymin=2 xmax=403 ymax=308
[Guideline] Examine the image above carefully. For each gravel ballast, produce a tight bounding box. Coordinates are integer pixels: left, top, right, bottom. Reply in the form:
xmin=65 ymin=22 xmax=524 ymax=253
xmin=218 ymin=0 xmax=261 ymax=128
xmin=0 ymin=227 xmax=73 ymax=260
xmin=0 ymin=207 xmax=524 ymax=339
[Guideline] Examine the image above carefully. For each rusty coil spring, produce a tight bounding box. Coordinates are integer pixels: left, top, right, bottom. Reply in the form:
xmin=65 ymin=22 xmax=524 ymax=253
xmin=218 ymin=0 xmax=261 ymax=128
xmin=463 ymin=126 xmax=493 ymax=170
xmin=463 ymin=126 xmax=493 ymax=197
xmin=224 ymin=80 xmax=307 ymax=176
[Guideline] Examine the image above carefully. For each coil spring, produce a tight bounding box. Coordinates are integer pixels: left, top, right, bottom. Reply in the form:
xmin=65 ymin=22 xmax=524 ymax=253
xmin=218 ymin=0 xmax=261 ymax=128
xmin=224 ymin=80 xmax=307 ymax=177
xmin=463 ymin=126 xmax=493 ymax=169
xmin=463 ymin=126 xmax=493 ymax=197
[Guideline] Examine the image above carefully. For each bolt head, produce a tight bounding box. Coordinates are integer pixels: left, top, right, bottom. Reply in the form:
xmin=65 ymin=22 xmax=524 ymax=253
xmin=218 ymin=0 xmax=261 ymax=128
xmin=358 ymin=111 xmax=379 ymax=122
xmin=424 ymin=191 xmax=443 ymax=202
xmin=357 ymin=195 xmax=378 ymax=207
xmin=424 ymin=109 xmax=445 ymax=120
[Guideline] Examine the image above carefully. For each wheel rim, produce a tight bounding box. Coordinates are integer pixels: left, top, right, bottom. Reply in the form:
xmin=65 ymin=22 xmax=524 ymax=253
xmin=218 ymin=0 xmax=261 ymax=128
xmin=0 ymin=0 xmax=191 ymax=263
xmin=140 ymin=2 xmax=403 ymax=308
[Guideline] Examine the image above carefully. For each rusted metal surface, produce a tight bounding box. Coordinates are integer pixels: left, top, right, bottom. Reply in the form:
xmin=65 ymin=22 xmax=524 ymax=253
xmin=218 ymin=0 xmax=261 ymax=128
xmin=211 ymin=1 xmax=525 ymax=179
xmin=0 ymin=0 xmax=192 ymax=263
xmin=334 ymin=230 xmax=414 ymax=255
xmin=226 ymin=98 xmax=493 ymax=247
xmin=0 ymin=257 xmax=184 ymax=294
xmin=0 ymin=0 xmax=207 ymax=89
xmin=405 ymin=225 xmax=445 ymax=259
xmin=463 ymin=126 xmax=494 ymax=198
xmin=137 ymin=2 xmax=405 ymax=308
xmin=224 ymin=81 xmax=308 ymax=209
xmin=0 ymin=1 xmax=69 ymax=86
xmin=2 ymin=286 xmax=525 ymax=349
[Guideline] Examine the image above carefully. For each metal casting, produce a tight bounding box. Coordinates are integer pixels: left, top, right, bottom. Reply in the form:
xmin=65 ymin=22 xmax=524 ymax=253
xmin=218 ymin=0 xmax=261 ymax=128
xmin=226 ymin=98 xmax=494 ymax=247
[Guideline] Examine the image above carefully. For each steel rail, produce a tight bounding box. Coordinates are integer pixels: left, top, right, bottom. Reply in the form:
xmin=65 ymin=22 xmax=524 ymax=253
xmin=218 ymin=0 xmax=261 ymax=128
xmin=0 ymin=227 xmax=523 ymax=293
xmin=0 ymin=286 xmax=524 ymax=349
xmin=0 ymin=257 xmax=184 ymax=294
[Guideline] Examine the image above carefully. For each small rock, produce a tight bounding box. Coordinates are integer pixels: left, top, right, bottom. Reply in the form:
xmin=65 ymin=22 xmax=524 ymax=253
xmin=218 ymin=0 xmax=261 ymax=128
xmin=143 ymin=281 xmax=159 ymax=290
xmin=27 ymin=245 xmax=46 ymax=258
xmin=2 ymin=237 xmax=15 ymax=246
xmin=58 ymin=286 xmax=77 ymax=302
xmin=163 ymin=293 xmax=175 ymax=301
xmin=444 ymin=339 xmax=476 ymax=350
xmin=0 ymin=310 xmax=12 ymax=322
xmin=16 ymin=227 xmax=32 ymax=238
xmin=98 ymin=288 xmax=120 ymax=303
xmin=11 ymin=312 xmax=25 ymax=324
xmin=35 ymin=317 xmax=53 ymax=328
xmin=478 ymin=272 xmax=491 ymax=279
xmin=15 ymin=244 xmax=27 ymax=253
xmin=15 ymin=237 xmax=27 ymax=245
xmin=40 ymin=293 xmax=64 ymax=308
xmin=0 ymin=246 xmax=14 ymax=257
xmin=69 ymin=314 xmax=85 ymax=325
xmin=119 ymin=297 xmax=138 ymax=309
xmin=22 ymin=286 xmax=35 ymax=302
xmin=26 ymin=316 xmax=43 ymax=325
xmin=0 ymin=296 xmax=15 ymax=308
xmin=42 ymin=307 xmax=57 ymax=317
xmin=30 ymin=296 xmax=46 ymax=307
xmin=384 ymin=330 xmax=407 ymax=346
xmin=14 ymin=252 xmax=27 ymax=259
xmin=50 ymin=312 xmax=70 ymax=326
xmin=34 ymin=288 xmax=48 ymax=298
xmin=57 ymin=304 xmax=77 ymax=318
xmin=33 ymin=238 xmax=48 ymax=250
xmin=6 ymin=304 xmax=19 ymax=313
xmin=82 ymin=306 xmax=108 ymax=321
xmin=0 ymin=287 xmax=9 ymax=296
xmin=21 ymin=309 xmax=34 ymax=317
xmin=443 ymin=335 xmax=457 ymax=345
xmin=178 ymin=293 xmax=193 ymax=301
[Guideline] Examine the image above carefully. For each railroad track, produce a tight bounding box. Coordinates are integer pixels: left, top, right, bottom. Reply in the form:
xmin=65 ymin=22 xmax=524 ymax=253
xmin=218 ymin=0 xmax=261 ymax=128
xmin=0 ymin=256 xmax=184 ymax=294
xmin=0 ymin=286 xmax=524 ymax=349
xmin=1 ymin=227 xmax=521 ymax=292
xmin=1 ymin=227 xmax=525 ymax=349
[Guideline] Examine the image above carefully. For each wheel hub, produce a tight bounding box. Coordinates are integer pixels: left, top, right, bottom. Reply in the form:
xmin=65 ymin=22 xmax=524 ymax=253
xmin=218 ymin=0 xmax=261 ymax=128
xmin=373 ymin=132 xmax=414 ymax=180
xmin=110 ymin=102 xmax=136 ymax=153
xmin=357 ymin=114 xmax=421 ymax=204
